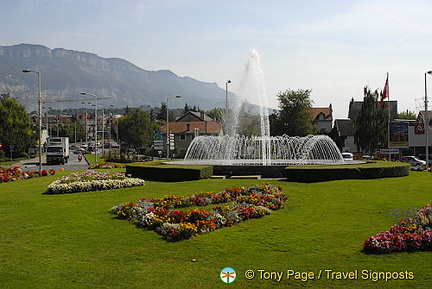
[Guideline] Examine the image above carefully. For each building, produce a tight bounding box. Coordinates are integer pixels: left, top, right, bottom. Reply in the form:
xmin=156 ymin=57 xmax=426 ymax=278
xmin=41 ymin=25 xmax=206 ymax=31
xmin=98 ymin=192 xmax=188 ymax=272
xmin=331 ymin=98 xmax=398 ymax=153
xmin=348 ymin=98 xmax=397 ymax=120
xmin=331 ymin=119 xmax=356 ymax=152
xmin=311 ymin=104 xmax=333 ymax=133
xmin=160 ymin=111 xmax=223 ymax=157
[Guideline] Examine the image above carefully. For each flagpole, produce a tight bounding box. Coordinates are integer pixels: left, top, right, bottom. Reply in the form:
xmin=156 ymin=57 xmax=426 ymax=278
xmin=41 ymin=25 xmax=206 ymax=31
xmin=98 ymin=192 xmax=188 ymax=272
xmin=386 ymin=72 xmax=391 ymax=160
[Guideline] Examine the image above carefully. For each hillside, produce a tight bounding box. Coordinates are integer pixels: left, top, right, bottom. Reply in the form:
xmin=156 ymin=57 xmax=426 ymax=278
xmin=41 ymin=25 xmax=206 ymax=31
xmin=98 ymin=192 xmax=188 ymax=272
xmin=0 ymin=44 xmax=230 ymax=111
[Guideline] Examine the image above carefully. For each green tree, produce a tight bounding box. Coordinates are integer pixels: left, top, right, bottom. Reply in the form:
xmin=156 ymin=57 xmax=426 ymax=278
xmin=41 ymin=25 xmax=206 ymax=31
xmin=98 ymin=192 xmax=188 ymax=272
xmin=237 ymin=104 xmax=260 ymax=137
xmin=270 ymin=89 xmax=317 ymax=136
xmin=118 ymin=110 xmax=157 ymax=152
xmin=50 ymin=121 xmax=85 ymax=142
xmin=354 ymin=87 xmax=388 ymax=154
xmin=182 ymin=103 xmax=191 ymax=115
xmin=0 ymin=93 xmax=35 ymax=157
xmin=156 ymin=102 xmax=174 ymax=122
xmin=397 ymin=110 xmax=417 ymax=120
xmin=206 ymin=107 xmax=224 ymax=123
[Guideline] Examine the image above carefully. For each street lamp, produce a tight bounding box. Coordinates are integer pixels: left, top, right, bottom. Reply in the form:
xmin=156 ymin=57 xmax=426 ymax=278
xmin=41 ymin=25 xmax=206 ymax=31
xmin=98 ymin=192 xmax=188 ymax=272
xmin=22 ymin=69 xmax=42 ymax=170
xmin=81 ymin=101 xmax=91 ymax=144
xmin=166 ymin=95 xmax=181 ymax=159
xmin=424 ymin=71 xmax=432 ymax=169
xmin=225 ymin=80 xmax=231 ymax=135
xmin=81 ymin=92 xmax=98 ymax=163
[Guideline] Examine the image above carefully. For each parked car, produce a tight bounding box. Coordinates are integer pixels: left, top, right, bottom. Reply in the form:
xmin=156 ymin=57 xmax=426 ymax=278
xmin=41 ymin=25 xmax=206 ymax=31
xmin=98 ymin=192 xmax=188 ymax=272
xmin=342 ymin=152 xmax=353 ymax=161
xmin=402 ymin=156 xmax=426 ymax=168
xmin=416 ymin=154 xmax=432 ymax=166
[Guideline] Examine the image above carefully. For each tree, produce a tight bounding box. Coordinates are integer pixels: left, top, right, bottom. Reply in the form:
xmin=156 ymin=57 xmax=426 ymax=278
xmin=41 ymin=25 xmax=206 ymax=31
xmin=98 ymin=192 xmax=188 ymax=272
xmin=50 ymin=121 xmax=85 ymax=142
xmin=0 ymin=93 xmax=35 ymax=157
xmin=156 ymin=102 xmax=174 ymax=122
xmin=354 ymin=87 xmax=388 ymax=154
xmin=397 ymin=110 xmax=417 ymax=120
xmin=236 ymin=104 xmax=260 ymax=137
xmin=206 ymin=107 xmax=224 ymax=123
xmin=118 ymin=110 xmax=157 ymax=153
xmin=182 ymin=103 xmax=191 ymax=115
xmin=269 ymin=89 xmax=317 ymax=136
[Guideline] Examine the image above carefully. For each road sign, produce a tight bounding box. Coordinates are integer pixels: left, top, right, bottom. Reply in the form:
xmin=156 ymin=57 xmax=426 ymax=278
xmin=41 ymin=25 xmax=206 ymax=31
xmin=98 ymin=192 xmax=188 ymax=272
xmin=153 ymin=138 xmax=164 ymax=150
xmin=378 ymin=149 xmax=399 ymax=154
xmin=169 ymin=133 xmax=175 ymax=150
xmin=153 ymin=135 xmax=163 ymax=140
xmin=154 ymin=130 xmax=163 ymax=135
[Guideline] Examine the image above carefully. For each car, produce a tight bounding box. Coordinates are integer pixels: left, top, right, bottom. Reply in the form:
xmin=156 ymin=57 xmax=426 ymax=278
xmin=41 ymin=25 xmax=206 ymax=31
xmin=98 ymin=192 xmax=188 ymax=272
xmin=342 ymin=152 xmax=353 ymax=161
xmin=416 ymin=154 xmax=432 ymax=166
xmin=402 ymin=156 xmax=426 ymax=168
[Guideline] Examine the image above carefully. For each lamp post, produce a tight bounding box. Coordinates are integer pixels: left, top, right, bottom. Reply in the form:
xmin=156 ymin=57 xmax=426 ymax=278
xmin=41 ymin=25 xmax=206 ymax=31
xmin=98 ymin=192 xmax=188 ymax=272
xmin=425 ymin=71 xmax=432 ymax=169
xmin=22 ymin=69 xmax=42 ymax=170
xmin=225 ymin=80 xmax=231 ymax=135
xmin=81 ymin=92 xmax=98 ymax=163
xmin=166 ymin=95 xmax=181 ymax=159
xmin=81 ymin=101 xmax=91 ymax=145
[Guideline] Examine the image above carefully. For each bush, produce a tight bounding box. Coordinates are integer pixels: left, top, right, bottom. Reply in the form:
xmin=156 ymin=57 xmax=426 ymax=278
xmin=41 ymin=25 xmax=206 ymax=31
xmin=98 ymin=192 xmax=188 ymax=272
xmin=126 ymin=161 xmax=213 ymax=182
xmin=285 ymin=161 xmax=410 ymax=182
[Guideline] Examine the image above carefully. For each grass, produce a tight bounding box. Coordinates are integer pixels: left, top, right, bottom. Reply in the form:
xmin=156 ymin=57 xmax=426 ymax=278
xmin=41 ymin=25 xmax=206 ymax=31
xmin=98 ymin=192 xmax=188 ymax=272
xmin=1 ymin=170 xmax=432 ymax=288
xmin=0 ymin=157 xmax=29 ymax=167
xmin=83 ymin=153 xmax=106 ymax=166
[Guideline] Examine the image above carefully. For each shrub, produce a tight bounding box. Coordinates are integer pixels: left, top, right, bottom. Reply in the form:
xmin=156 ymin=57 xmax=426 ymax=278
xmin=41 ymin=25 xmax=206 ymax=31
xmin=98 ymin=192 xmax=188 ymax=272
xmin=125 ymin=161 xmax=213 ymax=182
xmin=285 ymin=161 xmax=410 ymax=182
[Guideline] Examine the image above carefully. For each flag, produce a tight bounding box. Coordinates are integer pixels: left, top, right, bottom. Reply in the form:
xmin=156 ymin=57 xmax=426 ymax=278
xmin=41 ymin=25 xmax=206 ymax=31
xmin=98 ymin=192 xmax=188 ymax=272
xmin=380 ymin=75 xmax=389 ymax=107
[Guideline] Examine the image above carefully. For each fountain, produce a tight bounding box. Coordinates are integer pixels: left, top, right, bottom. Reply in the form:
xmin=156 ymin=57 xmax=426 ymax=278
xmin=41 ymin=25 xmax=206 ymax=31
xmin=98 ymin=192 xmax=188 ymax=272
xmin=171 ymin=49 xmax=345 ymax=173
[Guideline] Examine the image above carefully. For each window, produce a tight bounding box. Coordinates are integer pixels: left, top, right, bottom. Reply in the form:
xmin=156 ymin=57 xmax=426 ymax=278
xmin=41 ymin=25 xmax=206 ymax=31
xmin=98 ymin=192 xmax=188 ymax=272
xmin=180 ymin=134 xmax=186 ymax=141
xmin=186 ymin=124 xmax=191 ymax=131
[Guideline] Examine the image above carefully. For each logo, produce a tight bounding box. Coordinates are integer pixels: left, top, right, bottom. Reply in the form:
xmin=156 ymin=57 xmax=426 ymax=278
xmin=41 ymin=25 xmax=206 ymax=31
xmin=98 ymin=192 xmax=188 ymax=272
xmin=220 ymin=267 xmax=236 ymax=284
xmin=415 ymin=123 xmax=425 ymax=134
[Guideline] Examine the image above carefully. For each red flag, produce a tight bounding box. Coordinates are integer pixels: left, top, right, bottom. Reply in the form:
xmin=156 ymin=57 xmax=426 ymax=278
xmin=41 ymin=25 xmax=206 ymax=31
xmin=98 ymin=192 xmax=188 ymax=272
xmin=380 ymin=75 xmax=389 ymax=107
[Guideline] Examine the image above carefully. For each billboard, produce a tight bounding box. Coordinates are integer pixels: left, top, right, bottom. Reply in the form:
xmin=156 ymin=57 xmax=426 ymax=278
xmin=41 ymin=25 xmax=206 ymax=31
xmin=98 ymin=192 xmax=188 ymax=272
xmin=389 ymin=121 xmax=409 ymax=148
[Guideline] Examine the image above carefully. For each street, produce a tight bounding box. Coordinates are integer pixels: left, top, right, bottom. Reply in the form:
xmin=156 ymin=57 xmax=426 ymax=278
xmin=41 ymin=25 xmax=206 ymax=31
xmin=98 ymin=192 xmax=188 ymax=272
xmin=12 ymin=152 xmax=89 ymax=171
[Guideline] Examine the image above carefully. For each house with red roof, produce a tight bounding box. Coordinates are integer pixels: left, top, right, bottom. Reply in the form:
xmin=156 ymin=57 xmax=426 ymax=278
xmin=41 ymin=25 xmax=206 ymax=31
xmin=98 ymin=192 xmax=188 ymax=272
xmin=160 ymin=111 xmax=223 ymax=157
xmin=311 ymin=104 xmax=333 ymax=133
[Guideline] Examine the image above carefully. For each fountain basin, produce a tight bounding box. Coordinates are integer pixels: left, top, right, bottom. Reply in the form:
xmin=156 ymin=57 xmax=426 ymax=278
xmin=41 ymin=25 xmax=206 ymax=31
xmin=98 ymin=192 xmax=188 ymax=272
xmin=175 ymin=134 xmax=346 ymax=167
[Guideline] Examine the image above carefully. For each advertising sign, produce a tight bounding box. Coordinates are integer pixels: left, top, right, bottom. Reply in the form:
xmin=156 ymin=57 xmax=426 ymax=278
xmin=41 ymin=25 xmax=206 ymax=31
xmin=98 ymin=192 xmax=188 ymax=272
xmin=389 ymin=121 xmax=409 ymax=148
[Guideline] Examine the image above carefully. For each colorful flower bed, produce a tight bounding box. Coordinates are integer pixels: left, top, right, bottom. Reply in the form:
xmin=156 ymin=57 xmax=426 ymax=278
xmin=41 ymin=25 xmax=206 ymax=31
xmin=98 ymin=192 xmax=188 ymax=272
xmin=88 ymin=163 xmax=125 ymax=169
xmin=363 ymin=204 xmax=432 ymax=254
xmin=109 ymin=184 xmax=286 ymax=241
xmin=45 ymin=170 xmax=145 ymax=194
xmin=0 ymin=166 xmax=55 ymax=183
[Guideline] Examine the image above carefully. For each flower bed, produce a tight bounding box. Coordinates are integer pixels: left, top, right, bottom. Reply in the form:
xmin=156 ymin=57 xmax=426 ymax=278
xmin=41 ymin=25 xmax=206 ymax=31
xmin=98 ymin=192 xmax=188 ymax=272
xmin=0 ymin=166 xmax=55 ymax=183
xmin=88 ymin=163 xmax=125 ymax=169
xmin=45 ymin=170 xmax=145 ymax=194
xmin=109 ymin=184 xmax=286 ymax=241
xmin=363 ymin=204 xmax=432 ymax=253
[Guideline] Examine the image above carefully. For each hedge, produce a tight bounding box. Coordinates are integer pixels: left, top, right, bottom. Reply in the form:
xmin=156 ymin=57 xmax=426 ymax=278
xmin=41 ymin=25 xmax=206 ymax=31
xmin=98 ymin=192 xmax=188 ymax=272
xmin=126 ymin=161 xmax=213 ymax=182
xmin=284 ymin=161 xmax=411 ymax=182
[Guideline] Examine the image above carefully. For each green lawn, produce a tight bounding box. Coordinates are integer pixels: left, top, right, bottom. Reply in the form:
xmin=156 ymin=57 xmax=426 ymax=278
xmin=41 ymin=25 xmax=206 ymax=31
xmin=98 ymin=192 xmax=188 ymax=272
xmin=1 ymin=170 xmax=431 ymax=288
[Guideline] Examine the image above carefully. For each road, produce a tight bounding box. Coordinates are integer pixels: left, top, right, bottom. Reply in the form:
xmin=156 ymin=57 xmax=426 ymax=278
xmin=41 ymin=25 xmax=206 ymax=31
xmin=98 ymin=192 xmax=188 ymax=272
xmin=11 ymin=152 xmax=89 ymax=171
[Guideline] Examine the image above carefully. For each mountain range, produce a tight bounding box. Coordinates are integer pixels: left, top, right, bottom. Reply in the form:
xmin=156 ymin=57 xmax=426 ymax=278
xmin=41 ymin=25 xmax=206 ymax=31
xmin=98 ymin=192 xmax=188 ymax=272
xmin=0 ymin=44 xmax=231 ymax=112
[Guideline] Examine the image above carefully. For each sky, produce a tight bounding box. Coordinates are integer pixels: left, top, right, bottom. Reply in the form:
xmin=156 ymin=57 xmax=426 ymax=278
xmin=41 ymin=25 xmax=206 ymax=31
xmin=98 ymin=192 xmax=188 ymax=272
xmin=2 ymin=0 xmax=432 ymax=119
